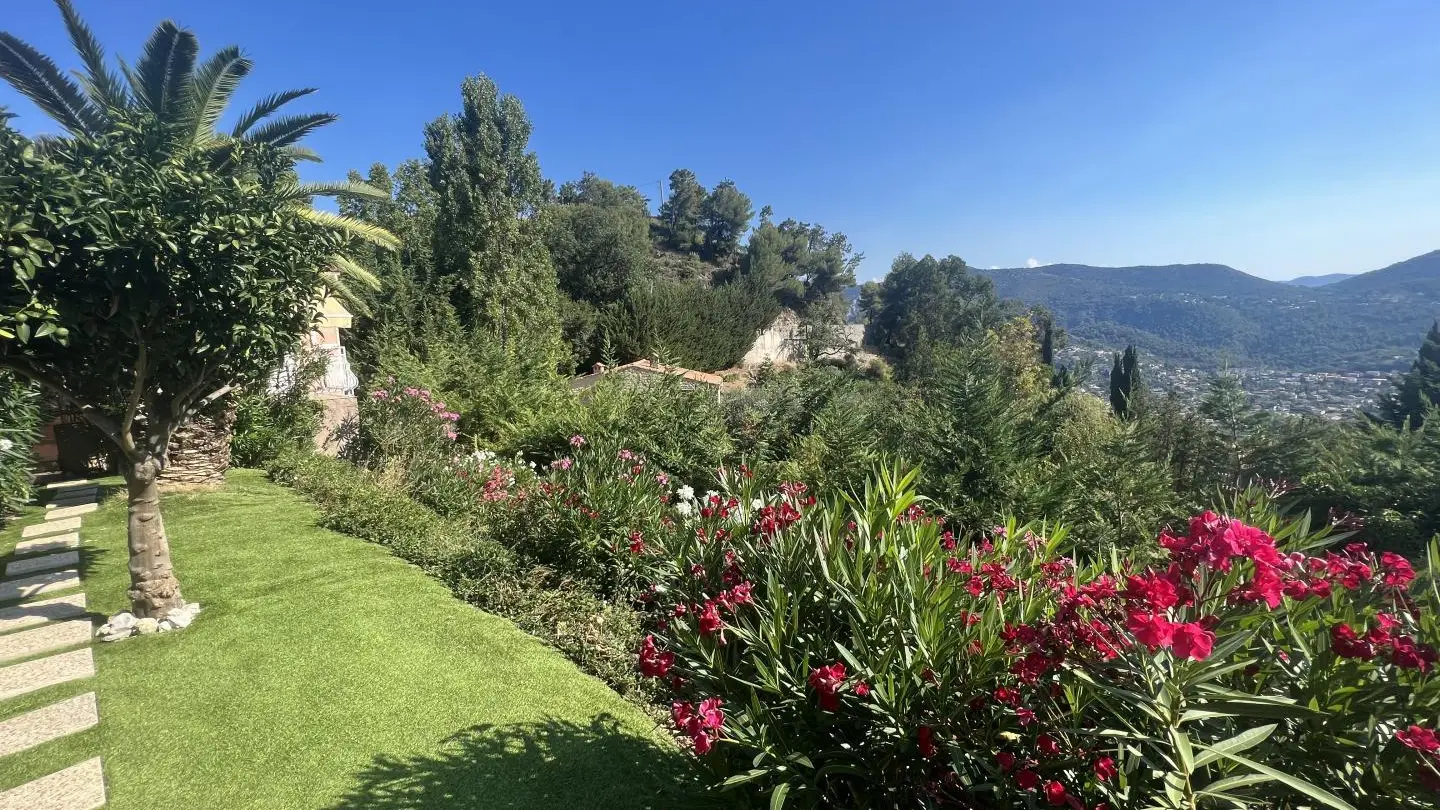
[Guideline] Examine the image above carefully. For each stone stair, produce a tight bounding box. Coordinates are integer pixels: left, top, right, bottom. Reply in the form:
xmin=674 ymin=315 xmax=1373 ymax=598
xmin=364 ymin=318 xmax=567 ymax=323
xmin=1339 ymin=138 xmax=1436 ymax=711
xmin=0 ymin=481 xmax=107 ymax=808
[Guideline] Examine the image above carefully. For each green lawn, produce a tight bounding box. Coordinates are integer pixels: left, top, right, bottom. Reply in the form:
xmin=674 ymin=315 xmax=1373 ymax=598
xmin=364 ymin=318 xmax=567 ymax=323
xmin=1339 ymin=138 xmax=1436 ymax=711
xmin=0 ymin=470 xmax=691 ymax=809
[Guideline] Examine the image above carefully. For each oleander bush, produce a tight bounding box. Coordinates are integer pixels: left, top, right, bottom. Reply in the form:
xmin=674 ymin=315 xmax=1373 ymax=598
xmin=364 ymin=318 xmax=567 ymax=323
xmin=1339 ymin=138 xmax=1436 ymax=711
xmin=597 ymin=460 xmax=1440 ymax=809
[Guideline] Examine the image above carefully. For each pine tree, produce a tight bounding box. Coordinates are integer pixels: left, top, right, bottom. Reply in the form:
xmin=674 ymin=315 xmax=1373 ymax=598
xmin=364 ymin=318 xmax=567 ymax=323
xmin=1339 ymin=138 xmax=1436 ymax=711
xmin=1378 ymin=320 xmax=1440 ymax=429
xmin=659 ymin=169 xmax=706 ymax=253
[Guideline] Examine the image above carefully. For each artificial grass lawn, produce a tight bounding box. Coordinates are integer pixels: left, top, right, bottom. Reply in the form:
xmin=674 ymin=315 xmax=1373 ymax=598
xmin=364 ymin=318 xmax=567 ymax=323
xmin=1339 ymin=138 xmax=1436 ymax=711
xmin=0 ymin=470 xmax=690 ymax=809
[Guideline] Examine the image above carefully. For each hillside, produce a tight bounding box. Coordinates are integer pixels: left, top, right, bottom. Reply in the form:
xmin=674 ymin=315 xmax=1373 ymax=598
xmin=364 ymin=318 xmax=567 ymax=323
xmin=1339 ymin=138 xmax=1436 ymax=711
xmin=963 ymin=257 xmax=1440 ymax=371
xmin=1331 ymin=250 xmax=1440 ymax=296
xmin=1286 ymin=273 xmax=1355 ymax=287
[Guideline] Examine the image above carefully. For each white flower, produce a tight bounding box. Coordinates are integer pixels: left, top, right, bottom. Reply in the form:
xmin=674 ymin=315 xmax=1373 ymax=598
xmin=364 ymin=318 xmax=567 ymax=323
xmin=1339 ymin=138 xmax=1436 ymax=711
xmin=0 ymin=438 xmax=11 ymax=453
xmin=705 ymin=490 xmax=719 ymax=500
xmin=674 ymin=501 xmax=693 ymax=517
xmin=676 ymin=485 xmax=695 ymax=501
xmin=750 ymin=498 xmax=765 ymax=510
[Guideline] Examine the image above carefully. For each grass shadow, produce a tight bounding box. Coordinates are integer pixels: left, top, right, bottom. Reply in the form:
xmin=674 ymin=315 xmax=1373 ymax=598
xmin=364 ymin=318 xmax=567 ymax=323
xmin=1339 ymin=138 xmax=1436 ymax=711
xmin=329 ymin=714 xmax=704 ymax=810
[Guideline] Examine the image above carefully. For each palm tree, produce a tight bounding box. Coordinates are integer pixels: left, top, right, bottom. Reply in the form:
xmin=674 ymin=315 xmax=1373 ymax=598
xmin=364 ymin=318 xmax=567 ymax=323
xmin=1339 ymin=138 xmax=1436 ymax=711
xmin=0 ymin=1 xmax=392 ymax=487
xmin=0 ymin=0 xmax=391 ymax=311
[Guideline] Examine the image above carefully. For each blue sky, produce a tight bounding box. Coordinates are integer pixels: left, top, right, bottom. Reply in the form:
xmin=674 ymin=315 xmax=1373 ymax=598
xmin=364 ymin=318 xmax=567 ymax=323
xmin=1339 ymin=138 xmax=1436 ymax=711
xmin=4 ymin=0 xmax=1439 ymax=281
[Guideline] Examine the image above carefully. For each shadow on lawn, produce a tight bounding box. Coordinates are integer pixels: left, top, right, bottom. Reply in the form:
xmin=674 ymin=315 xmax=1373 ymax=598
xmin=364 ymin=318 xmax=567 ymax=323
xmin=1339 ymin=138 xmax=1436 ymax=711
xmin=330 ymin=714 xmax=704 ymax=810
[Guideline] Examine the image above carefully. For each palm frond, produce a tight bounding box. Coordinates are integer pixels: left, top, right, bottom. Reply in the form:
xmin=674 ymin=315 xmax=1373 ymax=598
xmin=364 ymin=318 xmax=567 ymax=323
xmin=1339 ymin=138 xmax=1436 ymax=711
xmin=55 ymin=0 xmax=127 ymax=111
xmin=229 ymin=88 xmax=315 ymax=137
xmin=185 ymin=45 xmax=250 ymax=145
xmin=327 ymin=253 xmax=383 ymax=291
xmin=0 ymin=32 xmax=102 ymax=135
xmin=132 ymin=21 xmax=197 ymax=118
xmin=243 ymin=112 xmax=337 ymax=149
xmin=278 ymin=144 xmax=322 ymax=163
xmin=321 ymin=274 xmax=374 ymax=318
xmin=277 ymin=181 xmax=390 ymax=204
xmin=294 ymin=207 xmax=400 ymax=251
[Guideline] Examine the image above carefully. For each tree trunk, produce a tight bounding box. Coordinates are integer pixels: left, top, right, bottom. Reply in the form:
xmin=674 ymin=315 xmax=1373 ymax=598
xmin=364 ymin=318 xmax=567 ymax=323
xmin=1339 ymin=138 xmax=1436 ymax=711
xmin=124 ymin=455 xmax=185 ymax=618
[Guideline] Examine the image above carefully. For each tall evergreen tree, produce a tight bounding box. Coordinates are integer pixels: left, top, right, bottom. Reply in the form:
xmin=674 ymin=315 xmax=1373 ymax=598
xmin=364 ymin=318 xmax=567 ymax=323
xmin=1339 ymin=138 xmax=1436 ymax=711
xmin=544 ymin=172 xmax=651 ymax=305
xmin=1108 ymin=345 xmax=1144 ymax=418
xmin=659 ymin=169 xmax=706 ymax=253
xmin=424 ymin=74 xmax=560 ymax=362
xmin=1378 ymin=320 xmax=1440 ymax=429
xmin=699 ymin=179 xmax=753 ymax=261
xmin=1197 ymin=370 xmax=1267 ymax=489
xmin=861 ymin=253 xmax=1012 ymax=374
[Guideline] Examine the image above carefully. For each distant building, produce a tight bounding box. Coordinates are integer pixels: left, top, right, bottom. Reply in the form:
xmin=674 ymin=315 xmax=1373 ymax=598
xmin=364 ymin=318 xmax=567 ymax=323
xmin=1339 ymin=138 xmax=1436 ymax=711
xmin=570 ymin=359 xmax=723 ymax=398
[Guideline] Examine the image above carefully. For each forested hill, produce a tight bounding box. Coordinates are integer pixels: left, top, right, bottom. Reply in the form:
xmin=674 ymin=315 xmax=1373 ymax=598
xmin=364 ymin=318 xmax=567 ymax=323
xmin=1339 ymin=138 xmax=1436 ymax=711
xmin=958 ymin=256 xmax=1440 ymax=371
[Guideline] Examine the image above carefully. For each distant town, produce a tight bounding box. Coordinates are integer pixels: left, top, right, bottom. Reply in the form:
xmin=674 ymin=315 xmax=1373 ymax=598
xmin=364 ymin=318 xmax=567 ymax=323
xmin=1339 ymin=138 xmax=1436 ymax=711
xmin=1064 ymin=347 xmax=1393 ymax=419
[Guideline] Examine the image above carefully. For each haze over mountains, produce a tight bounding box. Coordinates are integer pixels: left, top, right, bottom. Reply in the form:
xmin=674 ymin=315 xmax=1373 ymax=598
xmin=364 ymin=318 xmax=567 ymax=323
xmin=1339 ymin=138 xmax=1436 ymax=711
xmin=974 ymin=251 xmax=1440 ymax=371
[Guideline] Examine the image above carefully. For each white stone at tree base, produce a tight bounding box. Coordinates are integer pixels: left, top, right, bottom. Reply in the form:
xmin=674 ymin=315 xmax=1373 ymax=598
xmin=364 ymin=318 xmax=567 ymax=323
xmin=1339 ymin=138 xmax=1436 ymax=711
xmin=20 ymin=517 xmax=82 ymax=538
xmin=42 ymin=478 xmax=91 ymax=490
xmin=98 ymin=603 xmax=200 ymax=641
xmin=13 ymin=532 xmax=80 ymax=556
xmin=45 ymin=503 xmax=98 ymax=520
xmin=5 ymin=550 xmax=81 ymax=577
xmin=0 ymin=592 xmax=87 ymax=635
xmin=0 ymin=756 xmax=106 ymax=810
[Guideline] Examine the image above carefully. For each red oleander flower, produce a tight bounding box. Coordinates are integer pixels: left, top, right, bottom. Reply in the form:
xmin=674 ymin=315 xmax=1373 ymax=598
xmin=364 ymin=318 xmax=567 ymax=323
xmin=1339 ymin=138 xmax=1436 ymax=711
xmin=1016 ymin=708 xmax=1036 ymax=726
xmin=1126 ymin=612 xmax=1176 ymax=650
xmin=1044 ymin=780 xmax=1068 ymax=806
xmin=1094 ymin=756 xmax=1118 ymax=781
xmin=1123 ymin=573 xmax=1180 ymax=612
xmin=808 ymin=662 xmax=847 ymax=711
xmin=1397 ymin=725 xmax=1440 ymax=754
xmin=1015 ymin=769 xmax=1040 ymax=790
xmin=638 ymin=635 xmax=674 ymax=678
xmin=1171 ymin=621 xmax=1216 ymax=661
xmin=997 ymin=751 xmax=1017 ymax=771
xmin=627 ymin=531 xmax=645 ymax=554
xmin=1381 ymin=552 xmax=1416 ymax=591
xmin=918 ymin=726 xmax=938 ymax=758
xmin=1037 ymin=733 xmax=1061 ymax=757
xmin=1331 ymin=623 xmax=1374 ymax=660
xmin=697 ymin=601 xmax=724 ymax=636
xmin=854 ymin=681 xmax=870 ymax=697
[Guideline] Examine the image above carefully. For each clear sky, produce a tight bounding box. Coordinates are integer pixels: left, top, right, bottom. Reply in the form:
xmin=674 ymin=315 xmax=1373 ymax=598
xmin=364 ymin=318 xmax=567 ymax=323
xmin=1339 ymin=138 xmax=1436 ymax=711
xmin=4 ymin=0 xmax=1439 ymax=281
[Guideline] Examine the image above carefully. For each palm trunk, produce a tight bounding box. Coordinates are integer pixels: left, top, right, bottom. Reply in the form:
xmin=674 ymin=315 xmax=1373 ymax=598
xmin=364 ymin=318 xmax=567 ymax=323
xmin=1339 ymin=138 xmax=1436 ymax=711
xmin=124 ymin=455 xmax=185 ymax=618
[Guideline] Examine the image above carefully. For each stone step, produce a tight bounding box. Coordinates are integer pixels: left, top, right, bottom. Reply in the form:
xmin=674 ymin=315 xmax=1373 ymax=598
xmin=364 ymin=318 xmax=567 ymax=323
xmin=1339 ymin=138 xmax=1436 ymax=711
xmin=0 ymin=692 xmax=98 ymax=758
xmin=45 ymin=504 xmax=97 ymax=521
xmin=0 ymin=594 xmax=87 ymax=636
xmin=41 ymin=479 xmax=91 ymax=490
xmin=0 ymin=621 xmax=92 ymax=665
xmin=0 ymin=757 xmax=105 ymax=810
xmin=6 ymin=551 xmax=80 ymax=578
xmin=21 ymin=519 xmax=82 ymax=539
xmin=0 ymin=570 xmax=80 ymax=604
xmin=0 ymin=648 xmax=94 ymax=702
xmin=14 ymin=533 xmax=80 ymax=557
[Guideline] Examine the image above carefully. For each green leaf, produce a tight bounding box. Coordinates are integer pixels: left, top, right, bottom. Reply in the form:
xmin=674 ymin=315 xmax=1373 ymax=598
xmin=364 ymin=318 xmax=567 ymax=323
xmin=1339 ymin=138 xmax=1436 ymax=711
xmin=1192 ymin=724 xmax=1276 ymax=769
xmin=1195 ymin=745 xmax=1356 ymax=810
xmin=769 ymin=782 xmax=791 ymax=810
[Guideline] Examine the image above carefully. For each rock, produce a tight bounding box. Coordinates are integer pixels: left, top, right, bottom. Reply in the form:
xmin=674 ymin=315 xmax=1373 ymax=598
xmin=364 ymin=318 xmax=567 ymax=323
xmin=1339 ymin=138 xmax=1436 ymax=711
xmin=108 ymin=612 xmax=136 ymax=630
xmin=160 ymin=602 xmax=201 ymax=629
xmin=158 ymin=620 xmax=178 ymax=632
xmin=134 ymin=618 xmax=159 ymax=635
xmin=99 ymin=629 xmax=133 ymax=643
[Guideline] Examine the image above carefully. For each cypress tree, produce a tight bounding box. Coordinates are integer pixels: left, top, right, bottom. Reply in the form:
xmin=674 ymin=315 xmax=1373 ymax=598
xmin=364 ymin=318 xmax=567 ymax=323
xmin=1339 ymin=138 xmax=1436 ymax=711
xmin=1378 ymin=321 xmax=1440 ymax=429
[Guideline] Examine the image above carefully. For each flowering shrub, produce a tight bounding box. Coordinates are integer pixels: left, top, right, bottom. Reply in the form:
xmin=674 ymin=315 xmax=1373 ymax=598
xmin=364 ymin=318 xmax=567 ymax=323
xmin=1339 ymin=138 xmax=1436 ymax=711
xmin=616 ymin=466 xmax=1439 ymax=809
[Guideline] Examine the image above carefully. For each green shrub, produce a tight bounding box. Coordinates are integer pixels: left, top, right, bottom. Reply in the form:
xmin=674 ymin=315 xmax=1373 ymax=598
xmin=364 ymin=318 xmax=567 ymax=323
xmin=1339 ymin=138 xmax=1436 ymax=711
xmin=229 ymin=349 xmax=325 ymax=467
xmin=0 ymin=371 xmax=40 ymax=514
xmin=503 ymin=374 xmax=732 ymax=485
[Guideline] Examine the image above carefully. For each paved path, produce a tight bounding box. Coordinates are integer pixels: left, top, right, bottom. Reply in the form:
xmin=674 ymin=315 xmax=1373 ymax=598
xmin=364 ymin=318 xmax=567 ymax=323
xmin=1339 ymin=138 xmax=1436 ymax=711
xmin=0 ymin=481 xmax=107 ymax=808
